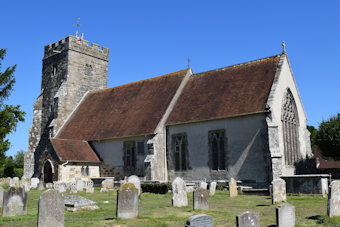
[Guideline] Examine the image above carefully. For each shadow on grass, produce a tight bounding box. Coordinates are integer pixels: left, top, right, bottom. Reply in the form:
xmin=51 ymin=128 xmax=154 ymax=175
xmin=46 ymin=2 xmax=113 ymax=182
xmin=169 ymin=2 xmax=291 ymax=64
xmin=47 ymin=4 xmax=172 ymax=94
xmin=256 ymin=204 xmax=270 ymax=207
xmin=267 ymin=225 xmax=276 ymax=227
xmin=104 ymin=217 xmax=117 ymax=220
xmin=307 ymin=215 xmax=325 ymax=224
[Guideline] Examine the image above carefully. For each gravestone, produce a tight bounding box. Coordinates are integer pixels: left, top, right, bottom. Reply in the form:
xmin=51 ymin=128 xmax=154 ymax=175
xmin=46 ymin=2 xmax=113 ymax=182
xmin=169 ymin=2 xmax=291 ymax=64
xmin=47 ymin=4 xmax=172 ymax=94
xmin=102 ymin=179 xmax=114 ymax=189
xmin=209 ymin=182 xmax=216 ymax=196
xmin=193 ymin=188 xmax=209 ymax=210
xmin=75 ymin=178 xmax=84 ymax=191
xmin=54 ymin=182 xmax=67 ymax=193
xmin=0 ymin=187 xmax=4 ymax=208
xmin=236 ymin=211 xmax=260 ymax=227
xmin=23 ymin=181 xmax=30 ymax=192
xmin=70 ymin=182 xmax=77 ymax=194
xmin=31 ymin=178 xmax=40 ymax=189
xmin=200 ymin=182 xmax=208 ymax=190
xmin=86 ymin=180 xmax=94 ymax=194
xmin=64 ymin=195 xmax=99 ymax=212
xmin=276 ymin=203 xmax=295 ymax=227
xmin=2 ymin=187 xmax=28 ymax=217
xmin=38 ymin=189 xmax=64 ymax=227
xmin=46 ymin=183 xmax=53 ymax=189
xmin=186 ymin=214 xmax=213 ymax=227
xmin=321 ymin=178 xmax=328 ymax=198
xmin=229 ymin=178 xmax=238 ymax=197
xmin=116 ymin=183 xmax=138 ymax=219
xmin=272 ymin=178 xmax=286 ymax=204
xmin=38 ymin=181 xmax=45 ymax=190
xmin=172 ymin=177 xmax=188 ymax=207
xmin=10 ymin=177 xmax=19 ymax=188
xmin=328 ymin=180 xmax=340 ymax=217
xmin=186 ymin=186 xmax=194 ymax=193
xmin=100 ymin=187 xmax=108 ymax=192
xmin=128 ymin=175 xmax=141 ymax=196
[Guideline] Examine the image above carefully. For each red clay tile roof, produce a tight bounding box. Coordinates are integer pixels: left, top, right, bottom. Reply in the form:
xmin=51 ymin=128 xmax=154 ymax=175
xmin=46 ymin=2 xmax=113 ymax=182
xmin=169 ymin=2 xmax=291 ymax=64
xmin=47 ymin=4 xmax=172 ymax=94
xmin=57 ymin=69 xmax=189 ymax=141
xmin=166 ymin=55 xmax=281 ymax=125
xmin=50 ymin=138 xmax=100 ymax=162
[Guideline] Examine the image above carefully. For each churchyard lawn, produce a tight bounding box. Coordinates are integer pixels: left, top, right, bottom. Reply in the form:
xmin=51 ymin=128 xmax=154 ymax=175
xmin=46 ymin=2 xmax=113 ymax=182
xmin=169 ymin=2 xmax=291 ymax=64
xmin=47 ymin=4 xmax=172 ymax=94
xmin=0 ymin=187 xmax=339 ymax=226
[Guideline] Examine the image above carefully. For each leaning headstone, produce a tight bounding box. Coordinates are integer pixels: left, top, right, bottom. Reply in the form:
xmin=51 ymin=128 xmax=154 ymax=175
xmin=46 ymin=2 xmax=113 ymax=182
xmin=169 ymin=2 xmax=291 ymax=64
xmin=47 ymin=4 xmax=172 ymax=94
xmin=185 ymin=214 xmax=213 ymax=227
xmin=200 ymin=181 xmax=208 ymax=190
xmin=172 ymin=177 xmax=188 ymax=207
xmin=276 ymin=203 xmax=295 ymax=227
xmin=193 ymin=188 xmax=209 ymax=210
xmin=272 ymin=178 xmax=286 ymax=204
xmin=236 ymin=211 xmax=260 ymax=227
xmin=64 ymin=195 xmax=99 ymax=212
xmin=209 ymin=182 xmax=216 ymax=196
xmin=38 ymin=181 xmax=45 ymax=190
xmin=328 ymin=180 xmax=340 ymax=217
xmin=2 ymin=187 xmax=28 ymax=217
xmin=38 ymin=189 xmax=64 ymax=227
xmin=85 ymin=180 xmax=94 ymax=194
xmin=128 ymin=175 xmax=141 ymax=196
xmin=101 ymin=179 xmax=114 ymax=189
xmin=31 ymin=178 xmax=40 ymax=189
xmin=0 ymin=187 xmax=4 ymax=208
xmin=229 ymin=178 xmax=238 ymax=197
xmin=116 ymin=183 xmax=138 ymax=219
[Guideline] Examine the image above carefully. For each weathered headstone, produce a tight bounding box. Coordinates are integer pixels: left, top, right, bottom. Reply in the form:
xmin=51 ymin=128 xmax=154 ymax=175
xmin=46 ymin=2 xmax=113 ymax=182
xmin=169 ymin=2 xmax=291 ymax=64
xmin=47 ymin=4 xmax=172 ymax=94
xmin=229 ymin=178 xmax=238 ymax=197
xmin=321 ymin=178 xmax=328 ymax=198
xmin=23 ymin=181 xmax=30 ymax=192
xmin=85 ymin=180 xmax=94 ymax=194
xmin=116 ymin=183 xmax=138 ymax=219
xmin=75 ymin=178 xmax=84 ymax=191
xmin=100 ymin=187 xmax=108 ymax=193
xmin=46 ymin=183 xmax=54 ymax=189
xmin=101 ymin=179 xmax=114 ymax=189
xmin=193 ymin=188 xmax=209 ymax=210
xmin=2 ymin=187 xmax=28 ymax=217
xmin=31 ymin=178 xmax=40 ymax=189
xmin=186 ymin=186 xmax=194 ymax=193
xmin=64 ymin=195 xmax=99 ymax=212
xmin=209 ymin=182 xmax=216 ymax=196
xmin=272 ymin=178 xmax=286 ymax=204
xmin=200 ymin=181 xmax=208 ymax=190
xmin=38 ymin=189 xmax=64 ymax=227
xmin=236 ymin=211 xmax=260 ymax=227
xmin=128 ymin=175 xmax=141 ymax=196
xmin=70 ymin=182 xmax=77 ymax=194
xmin=10 ymin=177 xmax=19 ymax=188
xmin=172 ymin=177 xmax=188 ymax=207
xmin=276 ymin=203 xmax=295 ymax=227
xmin=54 ymin=182 xmax=67 ymax=193
xmin=0 ymin=187 xmax=4 ymax=208
xmin=328 ymin=180 xmax=340 ymax=217
xmin=38 ymin=181 xmax=45 ymax=190
xmin=185 ymin=214 xmax=213 ymax=227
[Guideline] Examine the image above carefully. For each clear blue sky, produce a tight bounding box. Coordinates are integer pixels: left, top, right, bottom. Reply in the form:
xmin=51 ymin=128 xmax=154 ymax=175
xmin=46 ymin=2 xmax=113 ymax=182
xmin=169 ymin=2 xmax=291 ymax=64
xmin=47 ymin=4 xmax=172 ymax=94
xmin=1 ymin=1 xmax=339 ymax=157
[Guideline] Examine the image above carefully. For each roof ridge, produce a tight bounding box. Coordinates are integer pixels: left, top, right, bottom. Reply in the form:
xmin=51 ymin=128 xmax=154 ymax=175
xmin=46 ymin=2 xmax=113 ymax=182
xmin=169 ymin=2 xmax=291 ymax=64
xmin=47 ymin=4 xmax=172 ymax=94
xmin=88 ymin=68 xmax=189 ymax=95
xmin=194 ymin=54 xmax=282 ymax=76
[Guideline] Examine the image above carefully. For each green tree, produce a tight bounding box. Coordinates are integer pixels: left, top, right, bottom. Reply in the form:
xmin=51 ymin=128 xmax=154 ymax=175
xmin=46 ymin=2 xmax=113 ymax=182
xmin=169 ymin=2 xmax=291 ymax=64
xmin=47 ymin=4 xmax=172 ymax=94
xmin=315 ymin=113 xmax=340 ymax=158
xmin=0 ymin=49 xmax=25 ymax=163
xmin=307 ymin=125 xmax=318 ymax=149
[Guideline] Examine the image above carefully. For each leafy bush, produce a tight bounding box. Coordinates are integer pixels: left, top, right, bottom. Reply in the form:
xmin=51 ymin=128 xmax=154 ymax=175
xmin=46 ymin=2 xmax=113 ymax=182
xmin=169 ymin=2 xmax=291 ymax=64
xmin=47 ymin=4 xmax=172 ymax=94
xmin=315 ymin=113 xmax=340 ymax=158
xmin=141 ymin=183 xmax=169 ymax=194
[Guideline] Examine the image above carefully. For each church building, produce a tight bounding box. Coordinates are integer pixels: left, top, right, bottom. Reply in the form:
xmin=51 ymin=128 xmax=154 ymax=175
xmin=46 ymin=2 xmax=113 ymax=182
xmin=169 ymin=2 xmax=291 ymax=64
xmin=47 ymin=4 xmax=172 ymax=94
xmin=23 ymin=36 xmax=312 ymax=186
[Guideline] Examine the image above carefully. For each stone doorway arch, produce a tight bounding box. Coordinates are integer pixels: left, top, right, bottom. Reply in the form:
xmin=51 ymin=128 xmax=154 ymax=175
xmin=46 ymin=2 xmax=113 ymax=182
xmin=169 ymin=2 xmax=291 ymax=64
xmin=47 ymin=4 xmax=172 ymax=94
xmin=43 ymin=160 xmax=54 ymax=183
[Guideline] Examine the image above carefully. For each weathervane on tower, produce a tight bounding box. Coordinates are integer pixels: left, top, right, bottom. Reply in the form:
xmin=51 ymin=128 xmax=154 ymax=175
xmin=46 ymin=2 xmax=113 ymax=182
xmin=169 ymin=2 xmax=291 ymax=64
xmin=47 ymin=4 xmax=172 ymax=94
xmin=75 ymin=17 xmax=84 ymax=42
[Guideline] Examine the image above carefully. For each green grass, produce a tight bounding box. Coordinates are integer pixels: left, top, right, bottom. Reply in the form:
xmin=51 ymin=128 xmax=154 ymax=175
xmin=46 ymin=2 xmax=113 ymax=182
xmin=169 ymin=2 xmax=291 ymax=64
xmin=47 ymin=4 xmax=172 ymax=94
xmin=0 ymin=188 xmax=338 ymax=226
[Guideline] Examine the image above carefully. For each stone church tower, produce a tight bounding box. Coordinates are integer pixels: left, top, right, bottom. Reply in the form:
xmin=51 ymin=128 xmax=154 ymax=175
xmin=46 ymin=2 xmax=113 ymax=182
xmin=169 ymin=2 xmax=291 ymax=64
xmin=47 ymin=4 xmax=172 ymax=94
xmin=24 ymin=35 xmax=109 ymax=179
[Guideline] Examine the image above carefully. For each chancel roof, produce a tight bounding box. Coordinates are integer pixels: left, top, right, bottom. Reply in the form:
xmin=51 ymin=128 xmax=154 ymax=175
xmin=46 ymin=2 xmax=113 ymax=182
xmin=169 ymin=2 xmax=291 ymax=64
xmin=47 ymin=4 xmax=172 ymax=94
xmin=166 ymin=55 xmax=281 ymax=125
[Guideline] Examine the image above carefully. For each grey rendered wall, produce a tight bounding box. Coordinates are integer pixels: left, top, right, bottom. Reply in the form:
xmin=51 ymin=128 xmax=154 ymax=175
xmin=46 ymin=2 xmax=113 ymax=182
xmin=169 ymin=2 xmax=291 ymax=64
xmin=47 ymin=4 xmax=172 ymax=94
xmin=91 ymin=136 xmax=150 ymax=180
xmin=167 ymin=114 xmax=270 ymax=183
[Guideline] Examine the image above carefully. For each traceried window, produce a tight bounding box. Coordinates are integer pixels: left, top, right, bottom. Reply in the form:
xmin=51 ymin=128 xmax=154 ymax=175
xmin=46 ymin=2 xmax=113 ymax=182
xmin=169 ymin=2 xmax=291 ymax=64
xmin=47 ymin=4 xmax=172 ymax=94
xmin=209 ymin=130 xmax=226 ymax=170
xmin=124 ymin=141 xmax=136 ymax=171
xmin=282 ymin=89 xmax=300 ymax=165
xmin=173 ymin=134 xmax=188 ymax=171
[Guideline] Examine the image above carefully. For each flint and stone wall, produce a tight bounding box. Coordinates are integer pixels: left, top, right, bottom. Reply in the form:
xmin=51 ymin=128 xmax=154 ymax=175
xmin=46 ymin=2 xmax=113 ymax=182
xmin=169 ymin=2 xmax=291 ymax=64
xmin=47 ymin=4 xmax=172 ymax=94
xmin=24 ymin=36 xmax=109 ymax=180
xmin=58 ymin=163 xmax=100 ymax=182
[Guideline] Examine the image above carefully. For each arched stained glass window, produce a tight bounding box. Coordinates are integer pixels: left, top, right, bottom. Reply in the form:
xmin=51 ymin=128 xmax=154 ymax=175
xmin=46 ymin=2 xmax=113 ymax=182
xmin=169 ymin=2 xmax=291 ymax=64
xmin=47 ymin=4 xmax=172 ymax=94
xmin=282 ymin=89 xmax=300 ymax=165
